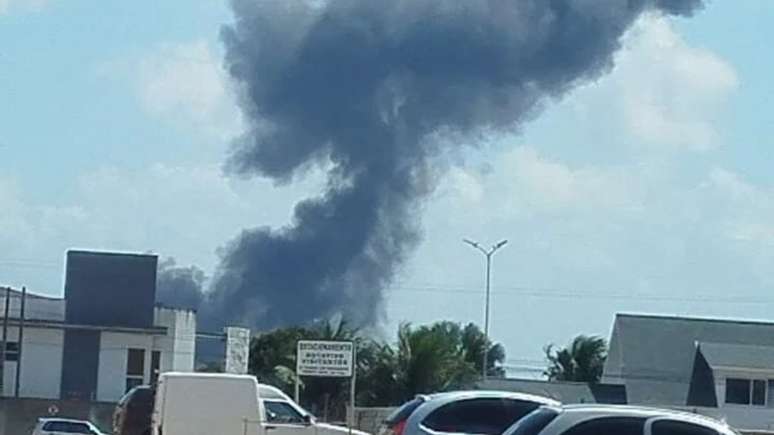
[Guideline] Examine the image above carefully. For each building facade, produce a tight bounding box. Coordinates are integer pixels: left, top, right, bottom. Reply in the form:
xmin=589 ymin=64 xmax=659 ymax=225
xmin=603 ymin=313 xmax=774 ymax=430
xmin=0 ymin=250 xmax=196 ymax=402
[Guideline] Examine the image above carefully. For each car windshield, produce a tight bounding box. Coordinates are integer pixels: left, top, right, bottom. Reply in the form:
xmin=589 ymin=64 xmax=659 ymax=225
xmin=42 ymin=421 xmax=93 ymax=434
xmin=504 ymin=408 xmax=560 ymax=435
xmin=2 ymin=1 xmax=763 ymax=433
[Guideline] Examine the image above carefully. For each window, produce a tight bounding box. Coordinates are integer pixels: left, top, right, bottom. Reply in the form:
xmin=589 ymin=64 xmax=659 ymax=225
xmin=651 ymin=420 xmax=718 ymax=435
xmin=422 ymin=398 xmax=541 ymax=435
xmin=725 ymin=378 xmax=767 ymax=406
xmin=125 ymin=348 xmax=145 ymax=393
xmin=264 ymin=400 xmax=307 ymax=424
xmin=753 ymin=380 xmax=766 ymax=405
xmin=3 ymin=342 xmax=18 ymax=362
xmin=562 ymin=417 xmax=644 ymax=435
xmin=42 ymin=420 xmax=95 ymax=434
xmin=150 ymin=350 xmax=160 ymax=384
xmin=505 ymin=408 xmax=559 ymax=435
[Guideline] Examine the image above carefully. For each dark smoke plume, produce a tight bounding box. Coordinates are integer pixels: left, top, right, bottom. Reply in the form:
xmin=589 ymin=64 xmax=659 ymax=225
xmin=204 ymin=0 xmax=704 ymax=329
xmin=156 ymin=258 xmax=206 ymax=312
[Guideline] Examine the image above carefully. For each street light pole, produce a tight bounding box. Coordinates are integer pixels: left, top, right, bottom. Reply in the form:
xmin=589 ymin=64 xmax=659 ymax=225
xmin=464 ymin=238 xmax=508 ymax=381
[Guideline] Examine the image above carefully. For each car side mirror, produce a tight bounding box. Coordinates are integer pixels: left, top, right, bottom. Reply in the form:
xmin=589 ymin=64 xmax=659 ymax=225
xmin=303 ymin=415 xmax=314 ymax=425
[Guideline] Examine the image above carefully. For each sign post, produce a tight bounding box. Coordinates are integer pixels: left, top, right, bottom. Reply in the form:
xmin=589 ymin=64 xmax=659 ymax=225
xmin=296 ymin=340 xmax=355 ymax=428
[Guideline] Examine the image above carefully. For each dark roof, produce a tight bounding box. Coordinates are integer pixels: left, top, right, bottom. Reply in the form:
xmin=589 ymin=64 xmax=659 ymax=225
xmin=602 ymin=313 xmax=774 ymax=405
xmin=67 ymin=249 xmax=157 ymax=259
xmin=698 ymin=342 xmax=774 ymax=371
xmin=1 ymin=287 xmax=62 ymax=300
xmin=477 ymin=378 xmax=626 ymax=404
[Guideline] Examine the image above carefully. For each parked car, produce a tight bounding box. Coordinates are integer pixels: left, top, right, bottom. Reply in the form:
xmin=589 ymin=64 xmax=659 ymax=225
xmin=32 ymin=418 xmax=104 ymax=435
xmin=113 ymin=385 xmax=155 ymax=435
xmin=378 ymin=391 xmax=560 ymax=435
xmin=503 ymin=405 xmax=739 ymax=435
xmin=113 ymin=373 xmax=370 ymax=435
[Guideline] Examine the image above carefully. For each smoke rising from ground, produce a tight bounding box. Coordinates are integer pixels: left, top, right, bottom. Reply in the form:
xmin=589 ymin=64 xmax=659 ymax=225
xmin=175 ymin=0 xmax=705 ymax=330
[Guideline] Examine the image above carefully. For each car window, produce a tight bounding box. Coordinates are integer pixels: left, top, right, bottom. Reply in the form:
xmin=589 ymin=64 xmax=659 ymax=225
xmin=42 ymin=421 xmax=94 ymax=434
xmin=422 ymin=398 xmax=540 ymax=435
xmin=265 ymin=400 xmax=307 ymax=424
xmin=505 ymin=408 xmax=560 ymax=435
xmin=651 ymin=420 xmax=719 ymax=435
xmin=562 ymin=417 xmax=645 ymax=435
xmin=385 ymin=397 xmax=426 ymax=425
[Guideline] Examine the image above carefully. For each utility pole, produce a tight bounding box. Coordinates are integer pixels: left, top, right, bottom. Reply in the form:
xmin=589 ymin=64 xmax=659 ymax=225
xmin=14 ymin=286 xmax=25 ymax=398
xmin=463 ymin=239 xmax=508 ymax=381
xmin=0 ymin=287 xmax=9 ymax=396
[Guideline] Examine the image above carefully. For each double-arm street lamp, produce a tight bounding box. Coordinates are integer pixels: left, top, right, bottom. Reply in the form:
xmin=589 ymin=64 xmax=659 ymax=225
xmin=463 ymin=238 xmax=508 ymax=380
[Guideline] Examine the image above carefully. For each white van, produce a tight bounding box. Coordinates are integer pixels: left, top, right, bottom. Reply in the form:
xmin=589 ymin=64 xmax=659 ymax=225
xmin=148 ymin=372 xmax=369 ymax=435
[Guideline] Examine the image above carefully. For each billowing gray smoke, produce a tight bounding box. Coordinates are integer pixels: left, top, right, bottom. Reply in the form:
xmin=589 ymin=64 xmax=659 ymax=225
xmin=156 ymin=258 xmax=206 ymax=312
xmin=198 ymin=0 xmax=705 ymax=329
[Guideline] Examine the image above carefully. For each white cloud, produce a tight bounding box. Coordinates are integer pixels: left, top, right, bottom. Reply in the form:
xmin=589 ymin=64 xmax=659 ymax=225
xmin=618 ymin=17 xmax=737 ymax=149
xmin=441 ymin=146 xmax=642 ymax=219
xmin=96 ymin=40 xmax=243 ymax=141
xmin=136 ymin=40 xmax=243 ymax=139
xmin=565 ymin=15 xmax=737 ymax=151
xmin=0 ymin=0 xmax=50 ymax=14
xmin=0 ymin=163 xmax=327 ymax=295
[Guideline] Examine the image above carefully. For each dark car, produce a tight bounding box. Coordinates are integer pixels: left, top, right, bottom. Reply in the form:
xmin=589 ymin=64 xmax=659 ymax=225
xmin=379 ymin=391 xmax=560 ymax=435
xmin=113 ymin=385 xmax=155 ymax=435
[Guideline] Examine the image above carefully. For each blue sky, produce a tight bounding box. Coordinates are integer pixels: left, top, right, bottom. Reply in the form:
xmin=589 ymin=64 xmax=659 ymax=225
xmin=2 ymin=1 xmax=774 ymax=375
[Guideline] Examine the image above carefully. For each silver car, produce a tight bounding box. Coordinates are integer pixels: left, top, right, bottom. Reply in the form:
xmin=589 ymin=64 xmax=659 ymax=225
xmin=32 ymin=418 xmax=103 ymax=435
xmin=379 ymin=391 xmax=559 ymax=435
xmin=503 ymin=405 xmax=739 ymax=435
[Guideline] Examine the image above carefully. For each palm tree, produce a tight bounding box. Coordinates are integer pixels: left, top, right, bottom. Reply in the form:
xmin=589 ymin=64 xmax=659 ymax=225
xmin=459 ymin=322 xmax=506 ymax=378
xmin=544 ymin=335 xmax=607 ymax=383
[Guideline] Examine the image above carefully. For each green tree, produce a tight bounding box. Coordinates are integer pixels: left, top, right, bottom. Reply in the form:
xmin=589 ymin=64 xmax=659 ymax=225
xmin=248 ymin=325 xmax=308 ymax=393
xmin=358 ymin=322 xmax=505 ymax=406
xmin=544 ymin=335 xmax=607 ymax=383
xmin=459 ymin=322 xmax=506 ymax=378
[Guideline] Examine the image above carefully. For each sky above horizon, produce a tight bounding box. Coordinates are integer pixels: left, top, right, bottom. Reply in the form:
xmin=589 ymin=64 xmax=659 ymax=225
xmin=2 ymin=1 xmax=774 ymax=375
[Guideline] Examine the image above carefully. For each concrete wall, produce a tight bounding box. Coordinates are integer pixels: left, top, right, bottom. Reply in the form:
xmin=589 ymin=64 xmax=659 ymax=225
xmin=351 ymin=407 xmax=394 ymax=434
xmin=154 ymin=307 xmax=195 ymax=373
xmin=0 ymin=397 xmax=114 ymax=435
xmin=2 ymin=327 xmax=63 ymax=399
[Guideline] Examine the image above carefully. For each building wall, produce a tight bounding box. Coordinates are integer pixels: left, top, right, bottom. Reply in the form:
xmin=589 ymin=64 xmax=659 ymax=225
xmin=2 ymin=327 xmax=63 ymax=399
xmin=97 ymin=332 xmax=154 ymax=402
xmin=154 ymin=307 xmax=195 ymax=373
xmin=673 ymin=406 xmax=774 ymax=431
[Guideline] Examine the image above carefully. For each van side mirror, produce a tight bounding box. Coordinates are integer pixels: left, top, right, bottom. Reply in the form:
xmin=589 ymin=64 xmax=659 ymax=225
xmin=303 ymin=415 xmax=313 ymax=425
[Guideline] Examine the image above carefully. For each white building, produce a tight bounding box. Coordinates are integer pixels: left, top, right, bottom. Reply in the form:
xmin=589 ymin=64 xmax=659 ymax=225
xmin=603 ymin=313 xmax=774 ymax=430
xmin=0 ymin=288 xmax=196 ymax=402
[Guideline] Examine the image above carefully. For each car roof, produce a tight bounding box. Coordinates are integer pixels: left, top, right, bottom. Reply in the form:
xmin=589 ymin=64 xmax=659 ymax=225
xmin=38 ymin=418 xmax=94 ymax=424
xmin=552 ymin=405 xmax=732 ymax=432
xmin=423 ymin=390 xmax=560 ymax=405
xmin=405 ymin=390 xmax=560 ymax=427
xmin=258 ymin=383 xmax=293 ymax=400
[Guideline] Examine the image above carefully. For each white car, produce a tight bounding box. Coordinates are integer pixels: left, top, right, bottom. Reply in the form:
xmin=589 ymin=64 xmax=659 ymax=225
xmin=503 ymin=405 xmax=738 ymax=435
xmin=32 ymin=418 xmax=103 ymax=435
xmin=259 ymin=383 xmax=370 ymax=435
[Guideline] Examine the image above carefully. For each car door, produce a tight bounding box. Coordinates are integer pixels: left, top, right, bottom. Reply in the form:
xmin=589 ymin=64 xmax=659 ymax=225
xmin=263 ymin=399 xmax=317 ymax=435
xmin=645 ymin=418 xmax=719 ymax=435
